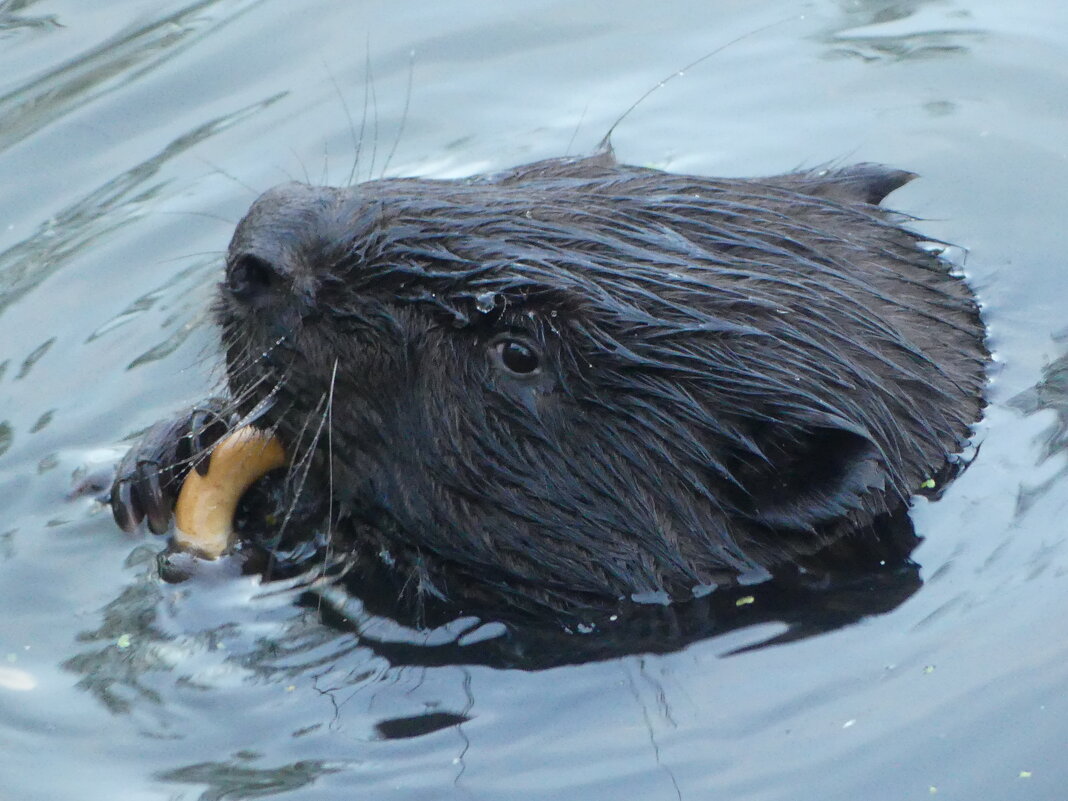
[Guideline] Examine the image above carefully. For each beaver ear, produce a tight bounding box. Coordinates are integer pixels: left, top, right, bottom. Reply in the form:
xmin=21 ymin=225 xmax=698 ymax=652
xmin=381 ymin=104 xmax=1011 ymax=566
xmin=737 ymin=422 xmax=889 ymax=531
xmin=789 ymin=163 xmax=917 ymax=206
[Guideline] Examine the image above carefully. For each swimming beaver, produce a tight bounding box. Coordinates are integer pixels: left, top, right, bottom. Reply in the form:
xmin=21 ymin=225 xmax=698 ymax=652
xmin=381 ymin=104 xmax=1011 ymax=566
xmin=111 ymin=149 xmax=987 ymax=620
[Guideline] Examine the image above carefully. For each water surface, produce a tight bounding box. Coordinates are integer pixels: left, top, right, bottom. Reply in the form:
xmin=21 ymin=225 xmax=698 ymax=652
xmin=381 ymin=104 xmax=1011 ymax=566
xmin=2 ymin=1 xmax=1068 ymax=799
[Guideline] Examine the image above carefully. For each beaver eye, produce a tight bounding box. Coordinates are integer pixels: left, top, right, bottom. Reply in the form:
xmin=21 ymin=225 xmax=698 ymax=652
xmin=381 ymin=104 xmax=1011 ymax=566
xmin=492 ymin=338 xmax=541 ymax=376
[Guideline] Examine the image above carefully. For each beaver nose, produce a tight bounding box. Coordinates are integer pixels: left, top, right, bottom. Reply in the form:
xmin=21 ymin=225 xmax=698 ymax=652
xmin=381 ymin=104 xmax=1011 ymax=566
xmin=226 ymin=253 xmax=278 ymax=304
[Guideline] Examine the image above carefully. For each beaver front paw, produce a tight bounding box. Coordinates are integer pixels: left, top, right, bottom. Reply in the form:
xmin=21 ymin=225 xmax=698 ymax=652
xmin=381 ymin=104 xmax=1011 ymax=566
xmin=110 ymin=398 xmax=234 ymax=534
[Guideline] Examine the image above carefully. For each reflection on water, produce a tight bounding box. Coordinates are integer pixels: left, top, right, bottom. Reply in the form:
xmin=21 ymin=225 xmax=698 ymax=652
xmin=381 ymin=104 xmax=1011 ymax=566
xmin=3 ymin=0 xmax=1068 ymax=798
xmin=0 ymin=0 xmax=265 ymax=154
xmin=62 ymin=548 xmax=170 ymax=714
xmin=0 ymin=3 xmax=60 ymax=35
xmin=817 ymin=0 xmax=981 ymax=62
xmin=156 ymin=757 xmax=346 ymax=800
xmin=13 ymin=337 xmax=55 ymax=380
xmin=823 ymin=31 xmax=972 ymax=63
xmin=1009 ymin=340 xmax=1068 ymax=517
xmin=0 ymin=94 xmax=282 ymax=321
xmin=1010 ymin=338 xmax=1068 ymax=462
xmin=828 ymin=0 xmax=963 ymax=29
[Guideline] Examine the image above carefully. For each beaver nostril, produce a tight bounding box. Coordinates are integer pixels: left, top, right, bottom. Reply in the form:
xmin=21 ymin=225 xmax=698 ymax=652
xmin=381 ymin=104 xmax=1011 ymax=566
xmin=227 ymin=254 xmax=276 ymax=302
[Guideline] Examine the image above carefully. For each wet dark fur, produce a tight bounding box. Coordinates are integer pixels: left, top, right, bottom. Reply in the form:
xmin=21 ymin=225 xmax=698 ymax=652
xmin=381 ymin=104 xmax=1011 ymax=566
xmin=204 ymin=149 xmax=986 ymax=619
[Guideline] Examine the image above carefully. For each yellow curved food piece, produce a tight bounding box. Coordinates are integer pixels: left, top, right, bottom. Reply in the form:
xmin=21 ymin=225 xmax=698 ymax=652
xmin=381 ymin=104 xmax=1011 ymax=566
xmin=173 ymin=427 xmax=287 ymax=558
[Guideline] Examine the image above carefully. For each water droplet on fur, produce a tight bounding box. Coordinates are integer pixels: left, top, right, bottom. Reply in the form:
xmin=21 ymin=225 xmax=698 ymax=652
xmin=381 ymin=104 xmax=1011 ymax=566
xmin=475 ymin=292 xmax=498 ymax=313
xmin=691 ymin=583 xmax=717 ymax=598
xmin=920 ymin=242 xmax=968 ymax=272
xmin=631 ymin=590 xmax=671 ymax=606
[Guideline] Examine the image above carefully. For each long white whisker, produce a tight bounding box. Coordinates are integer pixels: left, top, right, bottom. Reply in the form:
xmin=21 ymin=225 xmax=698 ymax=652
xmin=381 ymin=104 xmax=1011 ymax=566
xmin=317 ymin=358 xmax=340 ymax=612
xmin=380 ymin=49 xmax=415 ymax=179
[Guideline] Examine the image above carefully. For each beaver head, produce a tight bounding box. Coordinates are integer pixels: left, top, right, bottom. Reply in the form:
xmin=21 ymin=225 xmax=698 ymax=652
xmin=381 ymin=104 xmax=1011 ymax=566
xmin=215 ymin=150 xmax=986 ymax=617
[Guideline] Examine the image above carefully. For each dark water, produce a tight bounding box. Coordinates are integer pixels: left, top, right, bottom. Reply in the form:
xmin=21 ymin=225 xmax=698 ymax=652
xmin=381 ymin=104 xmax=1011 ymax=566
xmin=2 ymin=1 xmax=1068 ymax=798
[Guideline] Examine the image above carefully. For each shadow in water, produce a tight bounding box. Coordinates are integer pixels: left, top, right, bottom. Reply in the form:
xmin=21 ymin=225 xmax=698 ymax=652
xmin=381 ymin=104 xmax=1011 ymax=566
xmin=305 ymin=556 xmax=921 ymax=672
xmin=272 ymin=507 xmax=925 ymax=671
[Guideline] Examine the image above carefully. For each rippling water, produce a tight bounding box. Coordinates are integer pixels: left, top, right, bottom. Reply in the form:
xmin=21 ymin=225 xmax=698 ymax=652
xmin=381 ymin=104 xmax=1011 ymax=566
xmin=2 ymin=1 xmax=1068 ymax=799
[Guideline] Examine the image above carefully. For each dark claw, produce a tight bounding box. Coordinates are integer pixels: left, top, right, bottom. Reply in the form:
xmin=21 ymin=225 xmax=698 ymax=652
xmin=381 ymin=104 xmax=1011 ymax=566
xmin=110 ymin=397 xmax=235 ymax=536
xmin=111 ymin=479 xmax=143 ymax=533
xmin=137 ymin=461 xmax=171 ymax=535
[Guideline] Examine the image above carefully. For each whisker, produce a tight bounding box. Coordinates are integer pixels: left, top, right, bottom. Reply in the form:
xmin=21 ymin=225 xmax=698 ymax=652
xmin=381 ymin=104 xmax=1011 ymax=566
xmin=231 ymin=377 xmax=285 ymax=430
xmin=192 ymin=157 xmax=261 ymax=196
xmin=317 ymin=358 xmax=341 ymax=612
xmin=220 ymin=332 xmax=291 ymax=392
xmin=264 ymin=394 xmax=331 ymax=584
xmin=598 ymin=16 xmax=798 ymax=150
xmin=154 ymin=371 xmax=286 ymax=481
xmin=323 ymin=60 xmax=361 ymax=190
xmin=365 ymin=45 xmax=380 ymax=182
xmin=287 ymin=146 xmax=311 ymax=186
xmin=565 ymin=102 xmax=590 ymax=158
xmin=150 ymin=249 xmax=227 ymax=262
xmin=351 ymin=36 xmax=374 ymax=187
xmin=154 ymin=211 xmax=238 ymax=226
xmin=380 ymin=49 xmax=415 ymax=179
